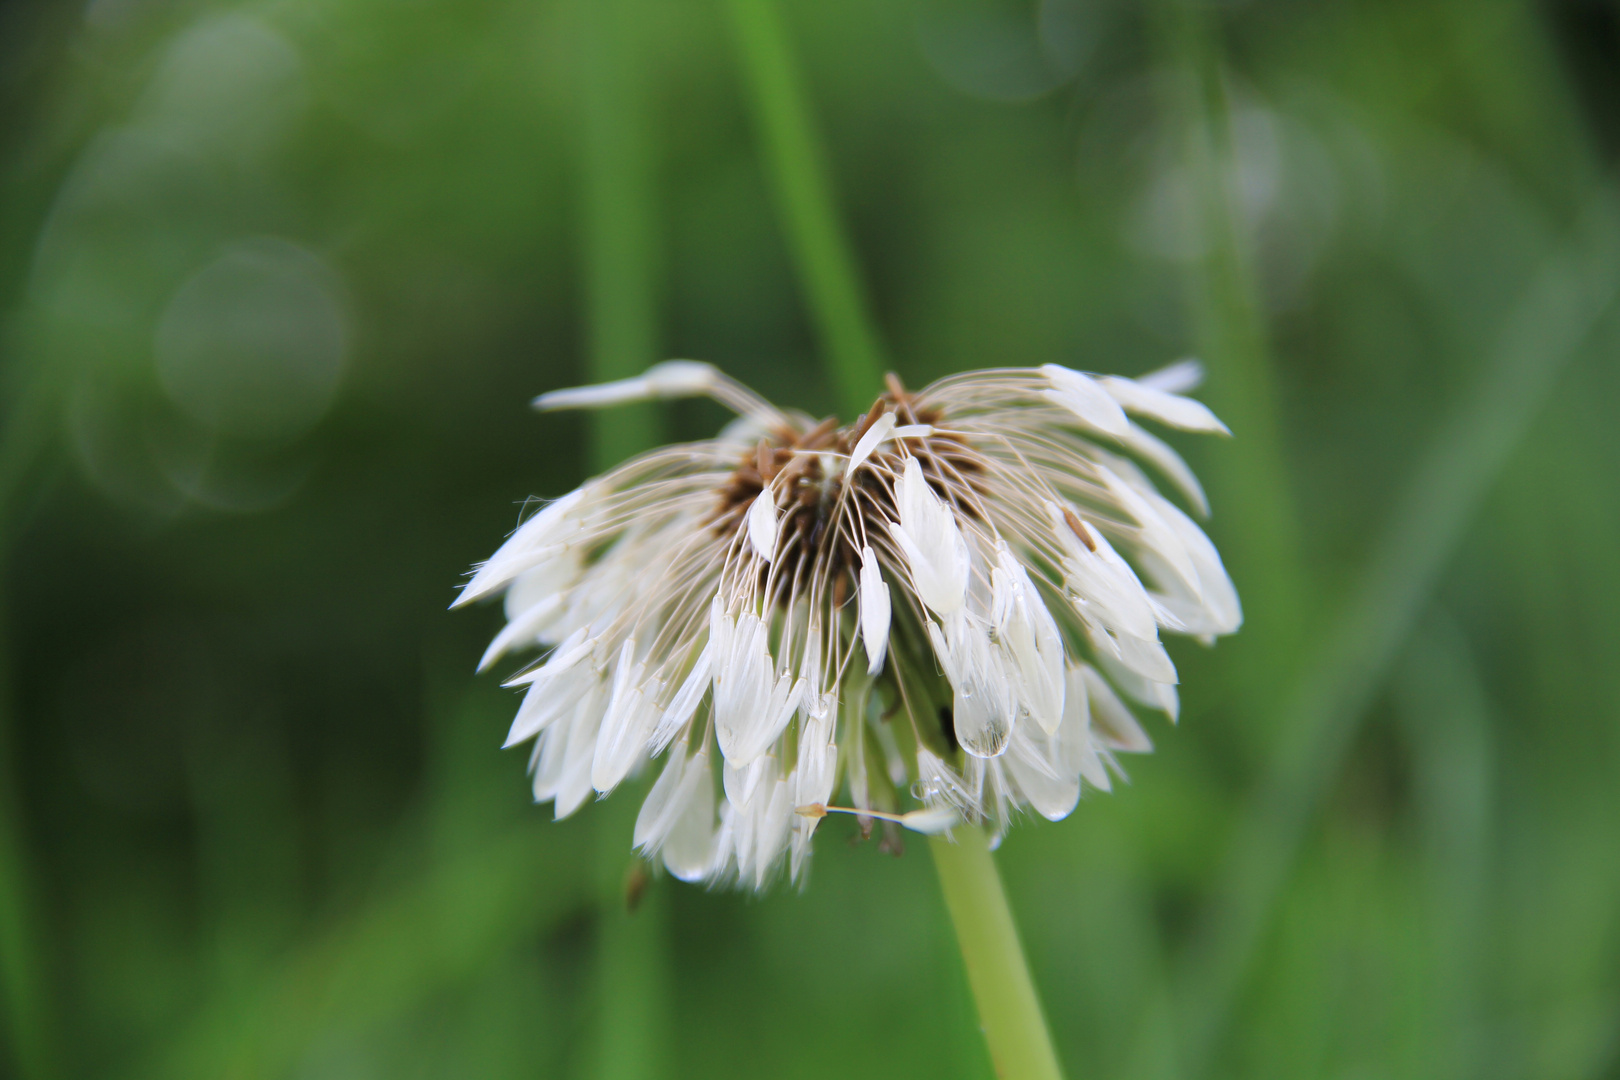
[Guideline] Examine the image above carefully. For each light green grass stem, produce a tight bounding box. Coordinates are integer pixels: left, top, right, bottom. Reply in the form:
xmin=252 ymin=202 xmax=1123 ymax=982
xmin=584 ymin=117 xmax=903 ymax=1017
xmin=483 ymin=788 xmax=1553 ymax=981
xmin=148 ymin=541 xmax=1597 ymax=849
xmin=724 ymin=0 xmax=885 ymax=418
xmin=930 ymin=829 xmax=1065 ymax=1080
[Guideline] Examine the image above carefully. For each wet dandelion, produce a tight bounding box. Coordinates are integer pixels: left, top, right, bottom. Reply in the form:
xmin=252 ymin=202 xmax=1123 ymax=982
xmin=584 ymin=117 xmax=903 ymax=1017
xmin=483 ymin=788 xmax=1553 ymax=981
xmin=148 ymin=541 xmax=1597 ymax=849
xmin=455 ymin=359 xmax=1239 ymax=891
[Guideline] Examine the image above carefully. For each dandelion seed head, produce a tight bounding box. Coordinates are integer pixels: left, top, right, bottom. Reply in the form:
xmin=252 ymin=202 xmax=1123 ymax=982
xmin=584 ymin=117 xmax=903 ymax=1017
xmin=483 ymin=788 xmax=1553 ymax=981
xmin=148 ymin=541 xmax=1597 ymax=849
xmin=460 ymin=362 xmax=1240 ymax=890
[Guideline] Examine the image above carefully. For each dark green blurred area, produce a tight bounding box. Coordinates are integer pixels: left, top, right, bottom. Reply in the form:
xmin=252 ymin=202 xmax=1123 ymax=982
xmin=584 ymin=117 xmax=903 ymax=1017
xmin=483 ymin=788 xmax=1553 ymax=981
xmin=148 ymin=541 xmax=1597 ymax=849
xmin=0 ymin=0 xmax=1618 ymax=1077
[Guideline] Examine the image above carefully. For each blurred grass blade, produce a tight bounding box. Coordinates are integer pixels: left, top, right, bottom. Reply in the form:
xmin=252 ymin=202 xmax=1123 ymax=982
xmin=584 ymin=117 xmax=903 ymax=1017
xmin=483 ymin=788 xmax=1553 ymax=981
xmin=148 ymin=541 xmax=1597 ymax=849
xmin=137 ymin=824 xmax=590 ymax=1079
xmin=724 ymin=0 xmax=885 ymax=417
xmin=1171 ymin=196 xmax=1620 ymax=1075
xmin=1394 ymin=615 xmax=1494 ymax=1080
xmin=579 ymin=0 xmax=672 ymax=1074
xmin=582 ymin=0 xmax=661 ymax=471
xmin=1155 ymin=0 xmax=1309 ymax=690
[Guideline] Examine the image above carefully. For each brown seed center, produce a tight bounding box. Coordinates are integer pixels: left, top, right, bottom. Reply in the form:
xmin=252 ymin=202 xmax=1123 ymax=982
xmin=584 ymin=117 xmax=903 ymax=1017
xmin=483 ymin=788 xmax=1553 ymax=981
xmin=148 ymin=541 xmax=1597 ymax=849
xmin=708 ymin=376 xmax=985 ymax=609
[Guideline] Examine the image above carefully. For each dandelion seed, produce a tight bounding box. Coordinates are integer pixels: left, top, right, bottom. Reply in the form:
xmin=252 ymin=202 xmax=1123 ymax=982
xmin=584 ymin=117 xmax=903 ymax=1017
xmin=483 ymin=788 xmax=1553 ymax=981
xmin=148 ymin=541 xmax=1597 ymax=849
xmin=845 ymin=410 xmax=895 ymax=476
xmin=796 ymin=802 xmax=960 ymax=835
xmin=746 ymin=488 xmax=778 ymax=563
xmin=460 ymin=362 xmax=1240 ymax=888
xmin=858 ymin=545 xmax=891 ymax=675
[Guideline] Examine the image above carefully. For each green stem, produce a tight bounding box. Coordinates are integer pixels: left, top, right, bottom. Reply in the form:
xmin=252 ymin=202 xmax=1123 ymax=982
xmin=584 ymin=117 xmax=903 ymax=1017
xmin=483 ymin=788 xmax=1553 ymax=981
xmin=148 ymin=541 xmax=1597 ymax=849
xmin=723 ymin=0 xmax=885 ymax=418
xmin=930 ymin=828 xmax=1065 ymax=1080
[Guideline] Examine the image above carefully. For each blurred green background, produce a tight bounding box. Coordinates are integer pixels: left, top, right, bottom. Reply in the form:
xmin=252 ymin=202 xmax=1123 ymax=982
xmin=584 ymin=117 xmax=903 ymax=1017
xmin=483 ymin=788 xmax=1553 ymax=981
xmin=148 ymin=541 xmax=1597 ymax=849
xmin=0 ymin=0 xmax=1618 ymax=1077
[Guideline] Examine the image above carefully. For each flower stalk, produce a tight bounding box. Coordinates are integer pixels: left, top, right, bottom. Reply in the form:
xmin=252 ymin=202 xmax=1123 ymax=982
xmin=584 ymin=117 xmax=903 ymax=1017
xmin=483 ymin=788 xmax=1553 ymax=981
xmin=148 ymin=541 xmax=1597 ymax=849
xmin=930 ymin=827 xmax=1065 ymax=1080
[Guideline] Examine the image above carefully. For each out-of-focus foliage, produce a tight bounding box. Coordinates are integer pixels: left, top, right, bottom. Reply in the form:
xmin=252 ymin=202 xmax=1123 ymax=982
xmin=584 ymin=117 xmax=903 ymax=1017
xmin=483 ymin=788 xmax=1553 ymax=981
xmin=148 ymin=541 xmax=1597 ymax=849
xmin=0 ymin=0 xmax=1617 ymax=1078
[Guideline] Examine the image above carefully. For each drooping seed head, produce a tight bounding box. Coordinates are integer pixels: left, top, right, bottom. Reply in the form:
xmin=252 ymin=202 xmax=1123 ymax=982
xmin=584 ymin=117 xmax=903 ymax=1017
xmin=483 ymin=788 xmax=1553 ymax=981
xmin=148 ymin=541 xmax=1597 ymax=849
xmin=459 ymin=360 xmax=1240 ymax=890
